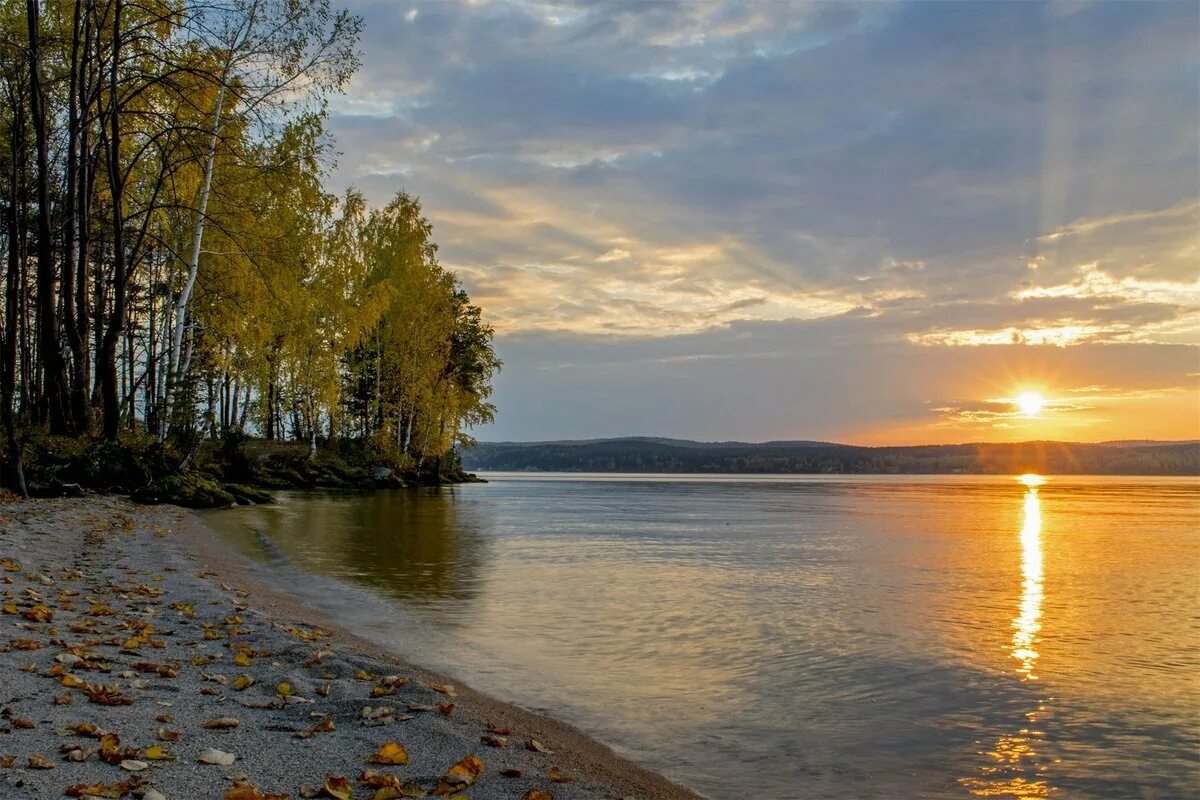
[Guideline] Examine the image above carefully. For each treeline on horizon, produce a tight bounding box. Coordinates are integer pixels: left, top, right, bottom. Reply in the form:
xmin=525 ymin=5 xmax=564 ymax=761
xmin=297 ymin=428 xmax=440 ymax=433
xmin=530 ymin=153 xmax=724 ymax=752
xmin=462 ymin=439 xmax=1200 ymax=476
xmin=0 ymin=0 xmax=499 ymax=496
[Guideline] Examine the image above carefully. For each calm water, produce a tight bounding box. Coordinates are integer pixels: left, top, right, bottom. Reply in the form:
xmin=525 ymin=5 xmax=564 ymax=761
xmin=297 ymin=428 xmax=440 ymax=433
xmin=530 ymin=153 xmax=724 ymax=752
xmin=204 ymin=474 xmax=1200 ymax=799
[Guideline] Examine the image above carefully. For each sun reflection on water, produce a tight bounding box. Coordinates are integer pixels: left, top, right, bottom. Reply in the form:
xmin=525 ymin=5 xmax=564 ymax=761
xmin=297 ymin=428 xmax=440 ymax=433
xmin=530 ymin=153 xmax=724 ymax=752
xmin=1013 ymin=480 xmax=1043 ymax=681
xmin=962 ymin=475 xmax=1055 ymax=799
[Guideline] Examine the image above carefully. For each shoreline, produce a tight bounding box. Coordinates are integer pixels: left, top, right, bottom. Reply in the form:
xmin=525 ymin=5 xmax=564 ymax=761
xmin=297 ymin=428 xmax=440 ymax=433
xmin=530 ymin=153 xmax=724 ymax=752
xmin=0 ymin=495 xmax=702 ymax=800
xmin=177 ymin=504 xmax=702 ymax=800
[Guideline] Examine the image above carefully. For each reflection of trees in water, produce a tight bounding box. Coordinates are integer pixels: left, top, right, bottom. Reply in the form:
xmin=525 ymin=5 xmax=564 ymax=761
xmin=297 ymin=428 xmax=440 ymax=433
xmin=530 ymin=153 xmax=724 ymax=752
xmin=265 ymin=489 xmax=488 ymax=605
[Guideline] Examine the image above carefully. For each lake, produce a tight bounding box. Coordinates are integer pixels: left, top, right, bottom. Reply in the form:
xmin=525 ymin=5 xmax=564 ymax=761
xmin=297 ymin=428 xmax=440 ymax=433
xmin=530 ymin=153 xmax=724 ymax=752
xmin=204 ymin=474 xmax=1200 ymax=799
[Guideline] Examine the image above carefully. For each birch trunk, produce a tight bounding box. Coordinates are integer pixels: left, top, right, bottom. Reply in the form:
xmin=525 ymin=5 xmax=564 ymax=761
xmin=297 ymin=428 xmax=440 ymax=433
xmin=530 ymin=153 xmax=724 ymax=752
xmin=160 ymin=80 xmax=225 ymax=440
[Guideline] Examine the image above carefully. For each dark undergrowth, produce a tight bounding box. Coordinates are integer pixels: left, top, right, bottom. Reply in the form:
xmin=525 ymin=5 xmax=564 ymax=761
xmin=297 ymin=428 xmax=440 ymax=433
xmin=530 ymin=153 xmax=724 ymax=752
xmin=4 ymin=431 xmax=481 ymax=508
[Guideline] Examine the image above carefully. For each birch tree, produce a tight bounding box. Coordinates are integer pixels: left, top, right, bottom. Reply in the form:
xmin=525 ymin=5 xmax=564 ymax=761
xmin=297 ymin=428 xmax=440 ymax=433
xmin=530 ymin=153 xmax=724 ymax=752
xmin=159 ymin=0 xmax=360 ymax=439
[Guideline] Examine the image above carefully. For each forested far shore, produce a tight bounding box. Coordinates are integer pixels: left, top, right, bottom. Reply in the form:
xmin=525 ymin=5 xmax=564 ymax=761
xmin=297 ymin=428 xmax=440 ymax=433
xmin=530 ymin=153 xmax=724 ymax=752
xmin=0 ymin=0 xmax=500 ymax=499
xmin=463 ymin=438 xmax=1200 ymax=476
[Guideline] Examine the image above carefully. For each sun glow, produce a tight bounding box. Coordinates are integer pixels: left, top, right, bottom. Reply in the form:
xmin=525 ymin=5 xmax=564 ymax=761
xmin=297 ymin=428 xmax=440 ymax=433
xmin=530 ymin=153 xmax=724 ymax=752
xmin=1015 ymin=391 xmax=1046 ymax=417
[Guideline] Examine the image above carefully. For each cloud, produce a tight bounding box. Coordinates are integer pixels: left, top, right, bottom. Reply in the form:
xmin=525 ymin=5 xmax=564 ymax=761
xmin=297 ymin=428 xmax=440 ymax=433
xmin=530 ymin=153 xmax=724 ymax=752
xmin=483 ymin=318 xmax=1199 ymax=442
xmin=327 ymin=0 xmax=1199 ymax=440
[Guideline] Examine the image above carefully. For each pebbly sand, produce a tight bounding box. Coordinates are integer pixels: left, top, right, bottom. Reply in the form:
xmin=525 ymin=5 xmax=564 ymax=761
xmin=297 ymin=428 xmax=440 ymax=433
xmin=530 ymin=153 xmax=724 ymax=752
xmin=0 ymin=496 xmax=702 ymax=800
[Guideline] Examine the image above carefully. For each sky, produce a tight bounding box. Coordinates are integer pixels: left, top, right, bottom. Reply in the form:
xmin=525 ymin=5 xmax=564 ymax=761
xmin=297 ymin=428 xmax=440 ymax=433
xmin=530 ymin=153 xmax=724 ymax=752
xmin=326 ymin=0 xmax=1199 ymax=445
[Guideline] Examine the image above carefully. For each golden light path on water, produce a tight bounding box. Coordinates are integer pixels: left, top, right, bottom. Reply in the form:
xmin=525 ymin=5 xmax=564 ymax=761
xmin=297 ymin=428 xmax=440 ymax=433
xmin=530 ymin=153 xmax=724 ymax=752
xmin=963 ymin=474 xmax=1054 ymax=799
xmin=1013 ymin=474 xmax=1044 ymax=681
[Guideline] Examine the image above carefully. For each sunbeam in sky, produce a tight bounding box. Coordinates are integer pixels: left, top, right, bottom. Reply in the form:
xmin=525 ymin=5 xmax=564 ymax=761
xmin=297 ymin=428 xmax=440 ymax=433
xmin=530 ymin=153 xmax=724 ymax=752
xmin=327 ymin=0 xmax=1199 ymax=444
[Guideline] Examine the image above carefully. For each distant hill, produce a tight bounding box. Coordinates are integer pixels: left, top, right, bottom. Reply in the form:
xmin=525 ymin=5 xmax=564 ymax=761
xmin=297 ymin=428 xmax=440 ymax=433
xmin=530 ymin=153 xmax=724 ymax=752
xmin=462 ymin=437 xmax=1199 ymax=476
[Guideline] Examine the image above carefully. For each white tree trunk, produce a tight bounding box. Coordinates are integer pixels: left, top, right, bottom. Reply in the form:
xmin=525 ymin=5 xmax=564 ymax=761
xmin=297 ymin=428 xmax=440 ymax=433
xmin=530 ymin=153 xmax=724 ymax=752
xmin=160 ymin=80 xmax=226 ymax=441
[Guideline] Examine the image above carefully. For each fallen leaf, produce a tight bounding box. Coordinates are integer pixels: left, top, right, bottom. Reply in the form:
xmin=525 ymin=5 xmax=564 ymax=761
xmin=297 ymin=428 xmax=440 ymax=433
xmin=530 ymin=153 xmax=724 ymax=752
xmin=203 ymin=717 xmax=239 ymax=729
xmin=432 ymin=754 xmax=484 ymax=795
xmin=526 ymin=738 xmax=553 ymax=754
xmin=21 ymin=603 xmax=53 ymax=622
xmin=27 ymin=753 xmax=54 ymax=769
xmin=132 ymin=661 xmax=178 ymax=679
xmin=297 ymin=715 xmax=336 ymax=738
xmin=62 ymin=746 xmax=92 ymax=762
xmin=65 ymin=783 xmax=129 ymax=798
xmin=320 ymin=774 xmax=353 ymax=800
xmin=481 ymin=735 xmax=507 ymax=747
xmin=118 ymin=759 xmax=149 ymax=771
xmin=98 ymin=733 xmax=123 ymax=764
xmin=522 ymin=791 xmax=554 ymax=800
xmin=68 ymin=721 xmax=103 ymax=737
xmin=198 ymin=747 xmax=236 ymax=766
xmin=231 ymin=675 xmax=255 ymax=691
xmin=224 ymin=783 xmax=289 ymax=800
xmin=59 ymin=673 xmax=87 ymax=689
xmin=145 ymin=744 xmax=176 ymax=760
xmin=500 ymin=767 xmax=523 ymax=778
xmin=85 ymin=684 xmax=133 ymax=706
xmin=371 ymin=789 xmax=425 ymax=800
xmin=548 ymin=767 xmax=574 ymax=783
xmin=357 ymin=769 xmax=396 ymax=789
xmin=366 ymin=741 xmax=408 ymax=765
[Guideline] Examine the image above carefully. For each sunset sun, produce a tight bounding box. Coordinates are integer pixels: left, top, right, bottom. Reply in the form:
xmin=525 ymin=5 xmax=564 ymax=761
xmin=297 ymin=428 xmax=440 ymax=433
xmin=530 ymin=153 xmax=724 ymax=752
xmin=1015 ymin=391 xmax=1046 ymax=417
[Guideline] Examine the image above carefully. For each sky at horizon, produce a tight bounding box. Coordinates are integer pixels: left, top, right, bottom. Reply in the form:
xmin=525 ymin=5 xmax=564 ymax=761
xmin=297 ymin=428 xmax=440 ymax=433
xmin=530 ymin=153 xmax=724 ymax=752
xmin=326 ymin=0 xmax=1199 ymax=445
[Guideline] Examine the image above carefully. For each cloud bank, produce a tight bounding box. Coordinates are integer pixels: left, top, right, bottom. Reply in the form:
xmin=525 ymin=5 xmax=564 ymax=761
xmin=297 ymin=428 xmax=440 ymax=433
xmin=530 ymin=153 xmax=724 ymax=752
xmin=329 ymin=0 xmax=1200 ymax=442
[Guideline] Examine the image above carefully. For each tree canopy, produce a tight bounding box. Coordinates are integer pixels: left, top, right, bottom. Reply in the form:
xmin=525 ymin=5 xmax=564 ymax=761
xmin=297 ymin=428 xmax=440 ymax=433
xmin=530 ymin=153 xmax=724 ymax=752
xmin=0 ymin=0 xmax=499 ymax=494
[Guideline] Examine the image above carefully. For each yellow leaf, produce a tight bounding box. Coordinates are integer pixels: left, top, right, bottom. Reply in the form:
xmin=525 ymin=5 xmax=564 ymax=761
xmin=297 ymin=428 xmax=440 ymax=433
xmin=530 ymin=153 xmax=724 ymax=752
xmin=367 ymin=741 xmax=409 ymax=765
xmin=446 ymin=754 xmax=484 ymax=782
xmin=321 ymin=774 xmax=353 ymax=800
xmin=145 ymin=744 xmax=175 ymax=760
xmin=304 ymin=715 xmax=335 ymax=736
xmin=27 ymin=753 xmax=53 ymax=769
xmin=432 ymin=754 xmax=484 ymax=795
xmin=22 ymin=604 xmax=53 ymax=622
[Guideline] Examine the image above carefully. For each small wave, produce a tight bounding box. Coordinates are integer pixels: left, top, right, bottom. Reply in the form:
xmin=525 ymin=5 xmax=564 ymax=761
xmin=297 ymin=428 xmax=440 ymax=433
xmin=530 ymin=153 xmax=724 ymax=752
xmin=251 ymin=527 xmax=290 ymax=565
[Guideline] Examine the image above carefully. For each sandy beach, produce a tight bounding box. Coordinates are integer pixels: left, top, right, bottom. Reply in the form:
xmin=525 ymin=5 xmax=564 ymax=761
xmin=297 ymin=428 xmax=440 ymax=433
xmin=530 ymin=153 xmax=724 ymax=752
xmin=0 ymin=496 xmax=700 ymax=800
